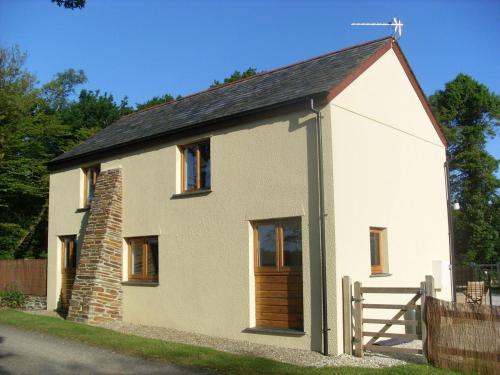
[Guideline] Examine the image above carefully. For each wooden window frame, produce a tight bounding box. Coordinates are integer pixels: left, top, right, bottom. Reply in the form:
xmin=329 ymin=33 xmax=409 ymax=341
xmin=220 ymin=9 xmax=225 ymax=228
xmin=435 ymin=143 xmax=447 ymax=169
xmin=127 ymin=237 xmax=159 ymax=282
xmin=82 ymin=164 xmax=100 ymax=208
xmin=60 ymin=235 xmax=77 ymax=270
xmin=370 ymin=227 xmax=385 ymax=274
xmin=253 ymin=218 xmax=302 ymax=276
xmin=179 ymin=140 xmax=210 ymax=193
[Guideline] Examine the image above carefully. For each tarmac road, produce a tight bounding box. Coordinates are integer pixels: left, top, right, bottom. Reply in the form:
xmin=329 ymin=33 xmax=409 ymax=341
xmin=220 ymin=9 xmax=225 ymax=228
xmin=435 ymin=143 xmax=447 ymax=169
xmin=0 ymin=324 xmax=209 ymax=375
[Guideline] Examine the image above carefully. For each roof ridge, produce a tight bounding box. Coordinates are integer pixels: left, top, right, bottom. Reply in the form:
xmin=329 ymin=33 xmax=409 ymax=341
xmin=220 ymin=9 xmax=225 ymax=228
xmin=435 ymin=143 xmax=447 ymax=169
xmin=122 ymin=36 xmax=393 ymax=119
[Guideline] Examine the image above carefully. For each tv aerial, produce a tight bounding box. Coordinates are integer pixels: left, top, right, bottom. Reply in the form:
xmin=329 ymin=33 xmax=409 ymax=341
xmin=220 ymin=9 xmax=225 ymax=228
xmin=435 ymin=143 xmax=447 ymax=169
xmin=351 ymin=17 xmax=404 ymax=39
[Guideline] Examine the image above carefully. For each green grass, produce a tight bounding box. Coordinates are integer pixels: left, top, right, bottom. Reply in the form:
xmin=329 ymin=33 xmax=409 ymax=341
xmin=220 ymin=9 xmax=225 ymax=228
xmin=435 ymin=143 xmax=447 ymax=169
xmin=0 ymin=309 xmax=462 ymax=375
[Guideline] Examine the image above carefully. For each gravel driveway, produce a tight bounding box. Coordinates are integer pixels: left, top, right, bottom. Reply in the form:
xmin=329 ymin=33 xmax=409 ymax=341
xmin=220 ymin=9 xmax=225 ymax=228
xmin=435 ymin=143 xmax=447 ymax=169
xmin=26 ymin=310 xmax=424 ymax=369
xmin=103 ymin=321 xmax=424 ymax=368
xmin=0 ymin=324 xmax=209 ymax=375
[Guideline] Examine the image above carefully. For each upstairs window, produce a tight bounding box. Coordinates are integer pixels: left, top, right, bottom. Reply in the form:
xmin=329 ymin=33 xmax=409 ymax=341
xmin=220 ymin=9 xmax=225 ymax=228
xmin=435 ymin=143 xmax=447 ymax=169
xmin=83 ymin=165 xmax=100 ymax=207
xmin=180 ymin=140 xmax=210 ymax=192
xmin=127 ymin=237 xmax=159 ymax=282
xmin=370 ymin=227 xmax=388 ymax=274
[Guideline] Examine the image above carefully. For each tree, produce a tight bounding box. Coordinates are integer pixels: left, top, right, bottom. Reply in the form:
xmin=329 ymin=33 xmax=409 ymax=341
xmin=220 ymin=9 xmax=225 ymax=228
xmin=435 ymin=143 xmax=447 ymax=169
xmin=52 ymin=0 xmax=85 ymax=9
xmin=42 ymin=69 xmax=87 ymax=112
xmin=0 ymin=47 xmax=66 ymax=259
xmin=0 ymin=46 xmax=131 ymax=259
xmin=210 ymin=68 xmax=258 ymax=88
xmin=429 ymin=73 xmax=500 ymax=263
xmin=60 ymin=89 xmax=132 ymax=146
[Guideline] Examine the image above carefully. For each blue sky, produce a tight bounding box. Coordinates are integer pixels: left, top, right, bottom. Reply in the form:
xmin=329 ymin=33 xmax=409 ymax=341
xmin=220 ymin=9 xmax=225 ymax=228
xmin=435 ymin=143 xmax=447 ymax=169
xmin=1 ymin=0 xmax=498 ymax=163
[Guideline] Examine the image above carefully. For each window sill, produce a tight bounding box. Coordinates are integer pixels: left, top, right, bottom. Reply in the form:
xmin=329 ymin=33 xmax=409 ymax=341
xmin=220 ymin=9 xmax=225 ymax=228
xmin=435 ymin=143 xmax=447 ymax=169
xmin=243 ymin=327 xmax=306 ymax=337
xmin=370 ymin=273 xmax=392 ymax=278
xmin=75 ymin=207 xmax=90 ymax=213
xmin=121 ymin=281 xmax=159 ymax=287
xmin=171 ymin=189 xmax=212 ymax=199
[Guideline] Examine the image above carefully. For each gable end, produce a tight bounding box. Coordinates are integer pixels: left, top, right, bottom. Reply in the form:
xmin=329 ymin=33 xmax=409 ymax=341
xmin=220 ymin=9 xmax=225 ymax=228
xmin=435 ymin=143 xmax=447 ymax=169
xmin=325 ymin=39 xmax=447 ymax=147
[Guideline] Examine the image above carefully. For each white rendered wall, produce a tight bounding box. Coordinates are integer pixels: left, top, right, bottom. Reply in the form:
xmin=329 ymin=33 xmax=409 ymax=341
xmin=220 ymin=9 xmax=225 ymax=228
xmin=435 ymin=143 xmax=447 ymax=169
xmin=47 ymin=106 xmax=334 ymax=352
xmin=329 ymin=49 xmax=452 ymax=354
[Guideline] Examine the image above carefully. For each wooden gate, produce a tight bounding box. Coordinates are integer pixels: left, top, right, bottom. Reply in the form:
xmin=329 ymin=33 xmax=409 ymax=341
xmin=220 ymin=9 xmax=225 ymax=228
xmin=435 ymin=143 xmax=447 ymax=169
xmin=343 ymin=275 xmax=435 ymax=359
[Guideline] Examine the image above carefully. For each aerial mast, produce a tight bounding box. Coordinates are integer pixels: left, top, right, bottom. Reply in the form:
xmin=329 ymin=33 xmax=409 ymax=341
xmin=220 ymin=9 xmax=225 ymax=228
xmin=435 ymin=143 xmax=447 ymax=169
xmin=351 ymin=17 xmax=404 ymax=39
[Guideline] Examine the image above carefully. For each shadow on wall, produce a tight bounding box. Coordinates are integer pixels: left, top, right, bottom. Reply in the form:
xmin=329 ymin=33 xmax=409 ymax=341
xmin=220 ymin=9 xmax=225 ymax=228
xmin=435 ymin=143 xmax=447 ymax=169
xmin=76 ymin=210 xmax=91 ymax=264
xmin=289 ymin=114 xmax=323 ymax=352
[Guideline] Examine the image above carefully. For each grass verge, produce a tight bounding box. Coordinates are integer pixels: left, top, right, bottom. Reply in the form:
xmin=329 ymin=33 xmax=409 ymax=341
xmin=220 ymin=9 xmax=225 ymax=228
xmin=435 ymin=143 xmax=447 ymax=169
xmin=0 ymin=309 xmax=462 ymax=375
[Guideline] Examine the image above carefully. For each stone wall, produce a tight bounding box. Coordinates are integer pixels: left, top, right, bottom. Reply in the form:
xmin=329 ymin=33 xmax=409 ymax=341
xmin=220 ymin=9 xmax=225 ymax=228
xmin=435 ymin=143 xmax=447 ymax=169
xmin=67 ymin=168 xmax=123 ymax=323
xmin=24 ymin=295 xmax=47 ymax=310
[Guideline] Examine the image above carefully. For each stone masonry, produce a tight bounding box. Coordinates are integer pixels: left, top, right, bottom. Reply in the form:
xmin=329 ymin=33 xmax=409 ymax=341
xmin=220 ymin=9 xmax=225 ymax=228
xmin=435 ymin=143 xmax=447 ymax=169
xmin=67 ymin=168 xmax=123 ymax=323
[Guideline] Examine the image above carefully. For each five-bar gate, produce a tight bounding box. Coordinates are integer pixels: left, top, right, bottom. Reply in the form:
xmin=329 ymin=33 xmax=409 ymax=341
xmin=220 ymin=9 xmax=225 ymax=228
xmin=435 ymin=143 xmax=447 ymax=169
xmin=343 ymin=275 xmax=435 ymax=359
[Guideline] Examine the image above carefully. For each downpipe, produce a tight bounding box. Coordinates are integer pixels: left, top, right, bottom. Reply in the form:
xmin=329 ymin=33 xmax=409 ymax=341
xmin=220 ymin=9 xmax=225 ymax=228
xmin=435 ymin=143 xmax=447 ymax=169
xmin=445 ymin=159 xmax=456 ymax=302
xmin=310 ymin=98 xmax=329 ymax=356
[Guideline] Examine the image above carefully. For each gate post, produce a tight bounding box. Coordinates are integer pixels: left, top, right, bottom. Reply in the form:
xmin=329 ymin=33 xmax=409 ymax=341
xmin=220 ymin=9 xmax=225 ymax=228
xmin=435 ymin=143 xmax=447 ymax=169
xmin=420 ymin=281 xmax=428 ymax=362
xmin=353 ymin=281 xmax=363 ymax=357
xmin=342 ymin=276 xmax=352 ymax=354
xmin=425 ymin=275 xmax=436 ymax=297
xmin=421 ymin=275 xmax=435 ymax=362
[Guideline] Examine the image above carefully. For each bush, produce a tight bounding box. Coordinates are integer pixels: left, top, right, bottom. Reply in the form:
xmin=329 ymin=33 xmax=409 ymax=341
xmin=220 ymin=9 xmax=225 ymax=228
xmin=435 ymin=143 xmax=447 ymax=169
xmin=0 ymin=289 xmax=26 ymax=308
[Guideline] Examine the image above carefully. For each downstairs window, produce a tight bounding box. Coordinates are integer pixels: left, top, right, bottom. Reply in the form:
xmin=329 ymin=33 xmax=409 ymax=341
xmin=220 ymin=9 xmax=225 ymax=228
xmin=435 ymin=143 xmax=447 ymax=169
xmin=127 ymin=237 xmax=159 ymax=282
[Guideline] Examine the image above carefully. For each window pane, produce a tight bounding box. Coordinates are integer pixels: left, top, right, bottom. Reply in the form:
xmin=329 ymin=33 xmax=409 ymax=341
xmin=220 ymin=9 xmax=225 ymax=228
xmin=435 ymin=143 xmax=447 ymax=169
xmin=147 ymin=238 xmax=159 ymax=277
xmin=64 ymin=238 xmax=77 ymax=269
xmin=64 ymin=239 xmax=70 ymax=268
xmin=258 ymin=224 xmax=276 ymax=267
xmin=199 ymin=142 xmax=210 ymax=189
xmin=87 ymin=167 xmax=99 ymax=203
xmin=71 ymin=239 xmax=77 ymax=268
xmin=131 ymin=240 xmax=143 ymax=275
xmin=283 ymin=220 xmax=302 ymax=267
xmin=184 ymin=146 xmax=197 ymax=191
xmin=370 ymin=232 xmax=380 ymax=266
xmin=87 ymin=169 xmax=94 ymax=202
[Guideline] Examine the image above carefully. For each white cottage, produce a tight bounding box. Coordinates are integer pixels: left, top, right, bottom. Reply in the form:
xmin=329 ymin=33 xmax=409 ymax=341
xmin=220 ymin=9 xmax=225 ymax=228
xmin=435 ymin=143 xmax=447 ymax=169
xmin=46 ymin=37 xmax=452 ymax=355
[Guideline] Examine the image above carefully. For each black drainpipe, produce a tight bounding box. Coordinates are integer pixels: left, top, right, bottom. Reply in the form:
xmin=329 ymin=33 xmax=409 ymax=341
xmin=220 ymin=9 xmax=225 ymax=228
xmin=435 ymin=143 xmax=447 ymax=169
xmin=310 ymin=98 xmax=329 ymax=356
xmin=444 ymin=158 xmax=456 ymax=301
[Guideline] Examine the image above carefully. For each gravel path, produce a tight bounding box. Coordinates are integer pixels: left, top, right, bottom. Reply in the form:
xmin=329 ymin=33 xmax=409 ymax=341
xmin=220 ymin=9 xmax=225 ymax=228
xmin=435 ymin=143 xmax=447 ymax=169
xmin=101 ymin=321 xmax=424 ymax=368
xmin=26 ymin=310 xmax=423 ymax=368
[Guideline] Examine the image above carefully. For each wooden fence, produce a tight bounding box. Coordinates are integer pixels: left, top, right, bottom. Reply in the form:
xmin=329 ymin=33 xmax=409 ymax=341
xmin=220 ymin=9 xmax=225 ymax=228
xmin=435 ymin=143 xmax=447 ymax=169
xmin=426 ymin=297 xmax=500 ymax=375
xmin=0 ymin=259 xmax=47 ymax=296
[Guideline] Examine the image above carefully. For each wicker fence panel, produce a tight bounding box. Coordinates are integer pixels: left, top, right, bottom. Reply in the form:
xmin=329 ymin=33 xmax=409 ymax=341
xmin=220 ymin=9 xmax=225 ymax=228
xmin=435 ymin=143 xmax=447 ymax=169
xmin=426 ymin=297 xmax=500 ymax=374
xmin=0 ymin=259 xmax=47 ymax=296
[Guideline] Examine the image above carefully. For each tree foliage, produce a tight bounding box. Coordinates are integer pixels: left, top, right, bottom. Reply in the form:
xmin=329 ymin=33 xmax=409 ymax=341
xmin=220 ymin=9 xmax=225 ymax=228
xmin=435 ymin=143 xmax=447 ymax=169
xmin=42 ymin=69 xmax=87 ymax=112
xmin=0 ymin=46 xmax=130 ymax=259
xmin=52 ymin=0 xmax=85 ymax=9
xmin=430 ymin=73 xmax=499 ymax=263
xmin=211 ymin=68 xmax=258 ymax=88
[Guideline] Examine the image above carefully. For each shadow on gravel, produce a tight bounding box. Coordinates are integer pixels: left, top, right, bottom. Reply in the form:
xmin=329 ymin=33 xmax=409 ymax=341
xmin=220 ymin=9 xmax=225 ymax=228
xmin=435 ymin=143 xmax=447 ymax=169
xmin=0 ymin=336 xmax=13 ymax=375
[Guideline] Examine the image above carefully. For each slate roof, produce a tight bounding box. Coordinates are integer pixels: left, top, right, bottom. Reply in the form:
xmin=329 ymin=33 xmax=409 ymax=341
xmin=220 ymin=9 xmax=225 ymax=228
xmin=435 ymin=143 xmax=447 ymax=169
xmin=49 ymin=37 xmax=391 ymax=167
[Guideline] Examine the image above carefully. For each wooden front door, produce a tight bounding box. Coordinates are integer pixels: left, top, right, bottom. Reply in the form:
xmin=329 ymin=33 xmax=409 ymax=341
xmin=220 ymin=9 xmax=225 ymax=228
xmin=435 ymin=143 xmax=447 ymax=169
xmin=60 ymin=236 xmax=77 ymax=310
xmin=254 ymin=218 xmax=303 ymax=330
